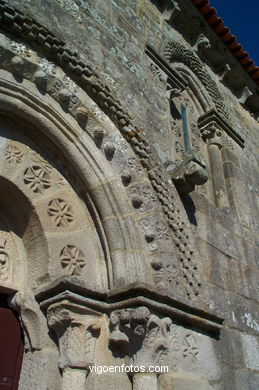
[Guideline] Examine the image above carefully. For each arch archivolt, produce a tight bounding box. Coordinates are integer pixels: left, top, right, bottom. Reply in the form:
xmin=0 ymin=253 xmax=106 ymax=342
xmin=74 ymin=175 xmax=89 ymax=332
xmin=0 ymin=117 xmax=109 ymax=291
xmin=173 ymin=64 xmax=215 ymax=116
xmin=163 ymin=39 xmax=229 ymax=120
xmin=0 ymin=29 xmax=204 ymax=303
xmin=0 ymin=74 xmax=154 ymax=295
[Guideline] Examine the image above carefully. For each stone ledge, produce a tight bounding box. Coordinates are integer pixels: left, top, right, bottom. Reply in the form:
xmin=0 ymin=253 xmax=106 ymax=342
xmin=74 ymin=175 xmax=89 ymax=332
xmin=36 ymin=276 xmax=224 ymax=333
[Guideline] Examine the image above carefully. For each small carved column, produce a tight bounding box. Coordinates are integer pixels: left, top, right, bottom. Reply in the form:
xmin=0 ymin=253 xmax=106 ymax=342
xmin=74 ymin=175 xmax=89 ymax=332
xmin=201 ymin=124 xmax=229 ymax=208
xmin=47 ymin=300 xmax=101 ymax=390
xmin=109 ymin=307 xmax=172 ymax=390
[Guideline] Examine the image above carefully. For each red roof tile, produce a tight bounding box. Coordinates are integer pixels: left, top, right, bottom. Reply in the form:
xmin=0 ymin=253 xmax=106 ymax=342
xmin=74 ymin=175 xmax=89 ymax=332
xmin=191 ymin=0 xmax=259 ymax=85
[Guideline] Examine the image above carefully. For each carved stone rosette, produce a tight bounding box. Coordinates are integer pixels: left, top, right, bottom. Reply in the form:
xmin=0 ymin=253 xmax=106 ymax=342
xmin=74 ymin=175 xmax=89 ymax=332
xmin=109 ymin=306 xmax=172 ymax=390
xmin=47 ymin=300 xmax=101 ymax=390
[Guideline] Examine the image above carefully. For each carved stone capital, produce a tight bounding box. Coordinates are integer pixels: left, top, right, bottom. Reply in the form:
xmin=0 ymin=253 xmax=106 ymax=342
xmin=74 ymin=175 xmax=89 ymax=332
xmin=198 ymin=110 xmax=244 ymax=148
xmin=47 ymin=300 xmax=101 ymax=370
xmin=200 ymin=122 xmax=225 ymax=147
xmin=109 ymin=307 xmax=172 ymax=369
xmin=165 ymin=150 xmax=208 ymax=194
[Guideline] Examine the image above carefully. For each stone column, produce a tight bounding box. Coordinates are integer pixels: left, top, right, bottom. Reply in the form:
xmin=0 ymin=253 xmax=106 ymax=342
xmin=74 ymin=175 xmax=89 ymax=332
xmin=109 ymin=306 xmax=172 ymax=390
xmin=47 ymin=300 xmax=101 ymax=390
xmin=208 ymin=143 xmax=229 ymax=208
xmin=202 ymin=124 xmax=229 ymax=208
xmin=221 ymin=146 xmax=241 ymax=209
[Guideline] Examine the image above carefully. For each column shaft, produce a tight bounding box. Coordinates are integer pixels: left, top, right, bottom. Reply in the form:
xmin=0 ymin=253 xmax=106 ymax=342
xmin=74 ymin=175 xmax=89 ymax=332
xmin=208 ymin=144 xmax=229 ymax=208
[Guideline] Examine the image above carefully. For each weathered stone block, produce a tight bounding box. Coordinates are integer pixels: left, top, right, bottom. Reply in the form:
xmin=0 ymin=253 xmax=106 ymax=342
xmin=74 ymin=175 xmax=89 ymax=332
xmin=158 ymin=372 xmax=214 ymax=390
xmin=240 ymin=333 xmax=259 ymax=371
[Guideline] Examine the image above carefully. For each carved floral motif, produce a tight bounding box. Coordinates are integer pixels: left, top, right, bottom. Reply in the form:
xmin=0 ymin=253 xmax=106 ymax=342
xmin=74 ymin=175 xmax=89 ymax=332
xmin=60 ymin=245 xmax=86 ymax=275
xmin=141 ymin=218 xmax=171 ymax=248
xmin=151 ymin=261 xmax=180 ymax=291
xmin=182 ymin=333 xmax=199 ymax=362
xmin=165 ymin=325 xmax=199 ymax=369
xmin=10 ymin=41 xmax=31 ymax=57
xmin=156 ymin=221 xmax=170 ymax=241
xmin=23 ymin=166 xmax=52 ymax=193
xmin=129 ymin=184 xmax=158 ymax=212
xmin=31 ymin=152 xmax=52 ymax=173
xmin=38 ymin=57 xmax=56 ymax=75
xmin=48 ymin=198 xmax=74 ymax=227
xmin=5 ymin=144 xmax=24 ymax=164
xmin=0 ymin=238 xmax=9 ymax=280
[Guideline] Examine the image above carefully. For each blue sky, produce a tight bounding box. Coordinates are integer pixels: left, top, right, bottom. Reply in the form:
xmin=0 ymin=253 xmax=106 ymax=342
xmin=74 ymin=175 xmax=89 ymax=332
xmin=209 ymin=0 xmax=259 ymax=65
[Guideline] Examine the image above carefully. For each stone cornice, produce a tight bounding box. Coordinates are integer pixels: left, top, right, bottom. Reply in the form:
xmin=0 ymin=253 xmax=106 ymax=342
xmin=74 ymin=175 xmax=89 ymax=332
xmin=36 ymin=277 xmax=224 ymax=333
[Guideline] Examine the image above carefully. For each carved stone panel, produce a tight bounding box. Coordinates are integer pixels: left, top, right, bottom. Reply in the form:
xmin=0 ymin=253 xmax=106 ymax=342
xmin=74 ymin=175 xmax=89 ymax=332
xmin=0 ymin=216 xmax=22 ymax=289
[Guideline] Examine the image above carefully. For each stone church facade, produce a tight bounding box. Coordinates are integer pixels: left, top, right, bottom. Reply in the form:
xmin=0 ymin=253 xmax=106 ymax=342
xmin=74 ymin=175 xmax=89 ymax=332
xmin=0 ymin=0 xmax=258 ymax=389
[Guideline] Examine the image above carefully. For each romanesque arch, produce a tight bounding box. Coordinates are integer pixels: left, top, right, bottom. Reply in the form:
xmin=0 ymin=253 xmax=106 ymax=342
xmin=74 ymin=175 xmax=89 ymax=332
xmin=0 ymin=78 xmax=151 ymax=291
xmin=0 ymin=4 xmax=228 ymax=388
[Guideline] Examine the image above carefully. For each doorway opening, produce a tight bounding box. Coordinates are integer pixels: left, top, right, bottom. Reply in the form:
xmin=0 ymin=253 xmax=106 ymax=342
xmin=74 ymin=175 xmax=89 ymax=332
xmin=0 ymin=294 xmax=24 ymax=389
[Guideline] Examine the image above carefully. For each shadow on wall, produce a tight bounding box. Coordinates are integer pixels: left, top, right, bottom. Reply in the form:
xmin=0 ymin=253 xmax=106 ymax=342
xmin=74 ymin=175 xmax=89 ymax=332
xmin=180 ymin=193 xmax=197 ymax=226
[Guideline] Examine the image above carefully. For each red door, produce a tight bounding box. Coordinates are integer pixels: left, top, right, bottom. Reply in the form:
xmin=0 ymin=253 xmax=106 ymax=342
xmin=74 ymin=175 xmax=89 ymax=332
xmin=0 ymin=295 xmax=24 ymax=390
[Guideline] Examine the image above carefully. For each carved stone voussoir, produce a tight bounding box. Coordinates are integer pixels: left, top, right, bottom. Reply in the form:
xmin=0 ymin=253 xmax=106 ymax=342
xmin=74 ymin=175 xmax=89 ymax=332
xmin=109 ymin=307 xmax=172 ymax=369
xmin=47 ymin=300 xmax=101 ymax=369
